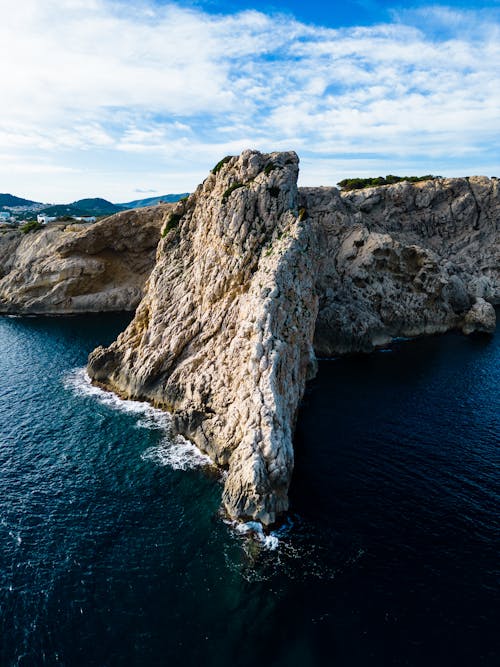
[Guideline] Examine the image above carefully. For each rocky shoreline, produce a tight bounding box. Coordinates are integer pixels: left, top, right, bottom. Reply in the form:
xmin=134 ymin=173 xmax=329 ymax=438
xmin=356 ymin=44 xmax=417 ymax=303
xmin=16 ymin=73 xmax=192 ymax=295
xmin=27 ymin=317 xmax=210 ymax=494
xmin=1 ymin=151 xmax=496 ymax=524
xmin=84 ymin=150 xmax=498 ymax=525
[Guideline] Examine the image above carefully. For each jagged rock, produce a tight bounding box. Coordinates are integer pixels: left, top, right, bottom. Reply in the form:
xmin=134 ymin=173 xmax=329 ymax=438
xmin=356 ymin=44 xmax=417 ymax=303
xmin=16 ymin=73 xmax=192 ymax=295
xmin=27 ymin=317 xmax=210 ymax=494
xmin=0 ymin=206 xmax=169 ymax=314
xmin=462 ymin=298 xmax=496 ymax=335
xmin=87 ymin=150 xmax=498 ymax=525
xmin=89 ymin=151 xmax=318 ymax=524
xmin=303 ymin=177 xmax=499 ymax=354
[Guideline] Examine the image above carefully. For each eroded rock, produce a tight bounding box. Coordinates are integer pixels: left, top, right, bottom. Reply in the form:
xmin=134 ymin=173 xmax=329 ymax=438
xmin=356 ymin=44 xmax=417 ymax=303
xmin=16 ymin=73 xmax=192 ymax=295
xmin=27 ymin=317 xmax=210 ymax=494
xmin=88 ymin=151 xmax=318 ymax=524
xmin=0 ymin=206 xmax=169 ymax=314
xmin=84 ymin=153 xmax=499 ymax=524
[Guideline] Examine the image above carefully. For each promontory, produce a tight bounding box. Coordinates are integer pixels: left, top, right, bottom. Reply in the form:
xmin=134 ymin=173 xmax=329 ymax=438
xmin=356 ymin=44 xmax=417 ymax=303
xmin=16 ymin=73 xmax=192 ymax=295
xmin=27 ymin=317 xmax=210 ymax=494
xmin=85 ymin=150 xmax=499 ymax=525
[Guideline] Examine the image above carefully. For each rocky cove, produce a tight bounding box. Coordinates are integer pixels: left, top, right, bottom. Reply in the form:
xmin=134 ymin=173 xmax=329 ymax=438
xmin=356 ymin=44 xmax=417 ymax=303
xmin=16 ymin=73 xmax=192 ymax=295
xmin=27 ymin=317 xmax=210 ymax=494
xmin=1 ymin=150 xmax=498 ymax=526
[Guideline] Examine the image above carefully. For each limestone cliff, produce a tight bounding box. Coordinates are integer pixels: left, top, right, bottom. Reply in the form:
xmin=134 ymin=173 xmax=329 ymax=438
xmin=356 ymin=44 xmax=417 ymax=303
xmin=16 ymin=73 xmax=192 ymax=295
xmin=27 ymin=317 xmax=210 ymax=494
xmin=0 ymin=205 xmax=169 ymax=314
xmin=304 ymin=177 xmax=499 ymax=354
xmin=87 ymin=151 xmax=498 ymax=525
xmin=89 ymin=151 xmax=318 ymax=524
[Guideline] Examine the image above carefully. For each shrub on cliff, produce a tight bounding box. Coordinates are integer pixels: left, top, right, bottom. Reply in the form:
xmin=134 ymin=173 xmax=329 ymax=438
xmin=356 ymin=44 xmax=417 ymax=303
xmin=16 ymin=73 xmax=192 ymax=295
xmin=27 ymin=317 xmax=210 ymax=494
xmin=212 ymin=156 xmax=232 ymax=175
xmin=20 ymin=221 xmax=43 ymax=234
xmin=222 ymin=183 xmax=246 ymax=202
xmin=338 ymin=175 xmax=436 ymax=191
xmin=161 ymin=212 xmax=183 ymax=237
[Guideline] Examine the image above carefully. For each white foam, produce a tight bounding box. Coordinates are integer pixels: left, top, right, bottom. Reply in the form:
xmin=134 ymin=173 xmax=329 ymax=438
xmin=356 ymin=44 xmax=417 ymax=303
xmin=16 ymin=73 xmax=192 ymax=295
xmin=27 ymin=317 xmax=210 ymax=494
xmin=64 ymin=367 xmax=213 ymax=471
xmin=141 ymin=439 xmax=212 ymax=470
xmin=230 ymin=519 xmax=280 ymax=550
xmin=64 ymin=368 xmax=170 ymax=425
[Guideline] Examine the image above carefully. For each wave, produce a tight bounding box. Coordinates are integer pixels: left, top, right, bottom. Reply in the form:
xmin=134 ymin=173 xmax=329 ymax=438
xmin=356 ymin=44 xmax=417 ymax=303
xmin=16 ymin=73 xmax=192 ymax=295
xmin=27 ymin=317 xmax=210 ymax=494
xmin=64 ymin=367 xmax=212 ymax=470
xmin=141 ymin=441 xmax=212 ymax=471
xmin=65 ymin=368 xmax=282 ymax=550
xmin=225 ymin=518 xmax=283 ymax=551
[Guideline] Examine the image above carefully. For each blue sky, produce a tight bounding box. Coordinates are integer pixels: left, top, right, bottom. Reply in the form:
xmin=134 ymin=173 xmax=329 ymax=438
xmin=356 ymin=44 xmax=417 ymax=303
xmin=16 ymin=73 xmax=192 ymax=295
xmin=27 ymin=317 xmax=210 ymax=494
xmin=1 ymin=0 xmax=499 ymax=202
xmin=172 ymin=0 xmax=500 ymax=28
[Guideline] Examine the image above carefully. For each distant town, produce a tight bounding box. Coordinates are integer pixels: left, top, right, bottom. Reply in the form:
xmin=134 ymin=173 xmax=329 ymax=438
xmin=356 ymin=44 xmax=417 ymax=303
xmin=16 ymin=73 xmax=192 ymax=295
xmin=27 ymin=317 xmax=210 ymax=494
xmin=0 ymin=192 xmax=189 ymax=228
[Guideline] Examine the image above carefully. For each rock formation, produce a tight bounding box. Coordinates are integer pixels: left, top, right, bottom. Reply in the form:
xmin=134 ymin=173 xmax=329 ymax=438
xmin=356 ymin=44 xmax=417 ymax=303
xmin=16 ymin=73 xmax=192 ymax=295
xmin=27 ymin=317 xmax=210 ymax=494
xmin=89 ymin=152 xmax=318 ymax=524
xmin=305 ymin=178 xmax=498 ymax=354
xmin=0 ymin=205 xmax=170 ymax=314
xmin=87 ymin=150 xmax=498 ymax=525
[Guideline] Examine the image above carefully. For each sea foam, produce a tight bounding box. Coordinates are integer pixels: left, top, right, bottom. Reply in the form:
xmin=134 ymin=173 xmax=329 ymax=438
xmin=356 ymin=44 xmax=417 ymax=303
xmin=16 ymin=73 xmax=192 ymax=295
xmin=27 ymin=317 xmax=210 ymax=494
xmin=64 ymin=367 xmax=212 ymax=470
xmin=65 ymin=368 xmax=280 ymax=549
xmin=226 ymin=519 xmax=281 ymax=551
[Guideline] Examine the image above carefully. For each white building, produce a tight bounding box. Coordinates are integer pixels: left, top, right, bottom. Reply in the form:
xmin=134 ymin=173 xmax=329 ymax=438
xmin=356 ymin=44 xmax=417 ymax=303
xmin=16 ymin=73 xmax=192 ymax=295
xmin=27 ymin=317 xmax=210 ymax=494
xmin=0 ymin=212 xmax=12 ymax=222
xmin=37 ymin=214 xmax=57 ymax=224
xmin=73 ymin=216 xmax=97 ymax=223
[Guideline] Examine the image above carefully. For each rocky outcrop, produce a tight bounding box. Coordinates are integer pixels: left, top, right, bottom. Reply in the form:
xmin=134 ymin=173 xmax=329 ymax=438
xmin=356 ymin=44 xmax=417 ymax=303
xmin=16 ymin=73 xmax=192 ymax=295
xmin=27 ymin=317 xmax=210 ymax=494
xmin=0 ymin=205 xmax=169 ymax=314
xmin=87 ymin=151 xmax=498 ymax=525
xmin=89 ymin=151 xmax=318 ymax=524
xmin=304 ymin=178 xmax=499 ymax=354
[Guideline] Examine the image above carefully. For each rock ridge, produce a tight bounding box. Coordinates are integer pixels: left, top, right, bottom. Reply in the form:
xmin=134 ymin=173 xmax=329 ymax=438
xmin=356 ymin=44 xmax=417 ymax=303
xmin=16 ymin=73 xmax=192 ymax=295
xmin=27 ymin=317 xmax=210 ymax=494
xmin=89 ymin=151 xmax=318 ymax=523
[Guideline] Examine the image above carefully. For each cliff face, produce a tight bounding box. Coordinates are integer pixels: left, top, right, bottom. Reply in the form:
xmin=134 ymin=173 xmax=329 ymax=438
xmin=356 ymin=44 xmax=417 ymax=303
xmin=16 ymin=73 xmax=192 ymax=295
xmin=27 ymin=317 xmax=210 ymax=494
xmin=305 ymin=177 xmax=499 ymax=354
xmin=89 ymin=151 xmax=318 ymax=524
xmin=0 ymin=205 xmax=169 ymax=314
xmin=86 ymin=152 xmax=498 ymax=524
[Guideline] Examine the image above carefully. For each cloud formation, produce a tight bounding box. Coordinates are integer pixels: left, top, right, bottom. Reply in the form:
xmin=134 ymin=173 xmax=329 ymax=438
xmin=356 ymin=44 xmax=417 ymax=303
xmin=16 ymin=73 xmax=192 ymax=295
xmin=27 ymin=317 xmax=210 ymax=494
xmin=1 ymin=0 xmax=499 ymax=200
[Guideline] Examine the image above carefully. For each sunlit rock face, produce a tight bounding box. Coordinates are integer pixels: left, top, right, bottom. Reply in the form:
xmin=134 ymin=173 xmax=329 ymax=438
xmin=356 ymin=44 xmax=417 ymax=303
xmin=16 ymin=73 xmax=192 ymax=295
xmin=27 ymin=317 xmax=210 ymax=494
xmin=0 ymin=206 xmax=169 ymax=314
xmin=88 ymin=151 xmax=318 ymax=525
xmin=88 ymin=152 xmax=499 ymax=524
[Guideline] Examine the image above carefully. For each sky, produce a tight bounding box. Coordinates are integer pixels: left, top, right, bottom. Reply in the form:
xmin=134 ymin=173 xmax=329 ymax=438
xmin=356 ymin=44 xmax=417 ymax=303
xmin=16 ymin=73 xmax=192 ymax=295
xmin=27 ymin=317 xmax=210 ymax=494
xmin=0 ymin=0 xmax=499 ymax=203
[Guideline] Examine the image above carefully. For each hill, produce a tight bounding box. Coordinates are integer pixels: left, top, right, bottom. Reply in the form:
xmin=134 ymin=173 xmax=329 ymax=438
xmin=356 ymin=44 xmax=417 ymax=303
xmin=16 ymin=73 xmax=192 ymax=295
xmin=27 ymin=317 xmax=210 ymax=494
xmin=37 ymin=204 xmax=92 ymax=218
xmin=119 ymin=193 xmax=189 ymax=209
xmin=37 ymin=198 xmax=122 ymax=218
xmin=0 ymin=193 xmax=41 ymax=209
xmin=72 ymin=198 xmax=123 ymax=215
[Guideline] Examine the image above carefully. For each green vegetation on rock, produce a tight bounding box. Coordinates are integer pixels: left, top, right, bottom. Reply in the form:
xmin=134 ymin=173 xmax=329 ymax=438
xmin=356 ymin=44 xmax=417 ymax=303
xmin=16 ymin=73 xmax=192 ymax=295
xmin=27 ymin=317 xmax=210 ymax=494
xmin=162 ymin=212 xmax=183 ymax=237
xmin=20 ymin=220 xmax=43 ymax=234
xmin=338 ymin=175 xmax=437 ymax=191
xmin=264 ymin=163 xmax=278 ymax=175
xmin=212 ymin=156 xmax=232 ymax=175
xmin=222 ymin=183 xmax=246 ymax=202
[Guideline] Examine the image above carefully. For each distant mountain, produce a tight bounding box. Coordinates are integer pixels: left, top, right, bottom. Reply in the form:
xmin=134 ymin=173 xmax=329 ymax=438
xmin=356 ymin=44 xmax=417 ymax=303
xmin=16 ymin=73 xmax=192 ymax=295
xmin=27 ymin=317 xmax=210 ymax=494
xmin=2 ymin=192 xmax=190 ymax=219
xmin=118 ymin=193 xmax=189 ymax=209
xmin=0 ymin=193 xmax=41 ymax=209
xmin=37 ymin=204 xmax=92 ymax=218
xmin=38 ymin=198 xmax=122 ymax=219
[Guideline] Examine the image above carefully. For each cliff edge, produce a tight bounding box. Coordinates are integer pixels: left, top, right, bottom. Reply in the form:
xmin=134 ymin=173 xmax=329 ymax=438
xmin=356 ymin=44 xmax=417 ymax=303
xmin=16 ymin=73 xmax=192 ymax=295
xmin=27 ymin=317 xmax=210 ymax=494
xmin=89 ymin=151 xmax=318 ymax=524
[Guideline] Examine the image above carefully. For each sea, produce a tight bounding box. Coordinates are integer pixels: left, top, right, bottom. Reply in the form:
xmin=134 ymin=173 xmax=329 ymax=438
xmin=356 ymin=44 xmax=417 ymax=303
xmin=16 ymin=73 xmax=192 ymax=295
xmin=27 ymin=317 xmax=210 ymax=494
xmin=0 ymin=313 xmax=498 ymax=667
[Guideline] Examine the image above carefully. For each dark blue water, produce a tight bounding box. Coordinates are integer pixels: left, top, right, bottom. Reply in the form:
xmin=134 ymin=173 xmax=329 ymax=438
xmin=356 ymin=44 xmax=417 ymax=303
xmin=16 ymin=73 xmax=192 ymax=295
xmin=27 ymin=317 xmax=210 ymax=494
xmin=0 ymin=314 xmax=498 ymax=667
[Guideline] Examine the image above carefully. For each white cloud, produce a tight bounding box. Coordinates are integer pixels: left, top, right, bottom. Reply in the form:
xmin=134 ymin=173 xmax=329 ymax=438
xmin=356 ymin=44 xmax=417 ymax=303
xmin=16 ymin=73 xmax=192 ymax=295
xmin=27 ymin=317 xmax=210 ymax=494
xmin=0 ymin=1 xmax=498 ymax=200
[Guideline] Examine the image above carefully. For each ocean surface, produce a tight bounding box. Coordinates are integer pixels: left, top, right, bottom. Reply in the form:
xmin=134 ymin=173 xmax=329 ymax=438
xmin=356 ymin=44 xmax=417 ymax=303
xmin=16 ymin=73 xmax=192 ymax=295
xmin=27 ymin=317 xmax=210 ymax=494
xmin=0 ymin=313 xmax=498 ymax=667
